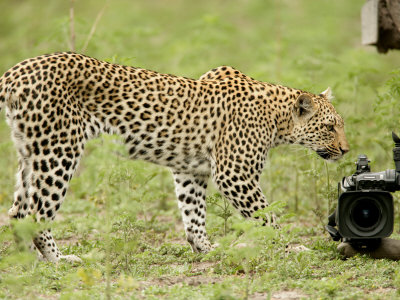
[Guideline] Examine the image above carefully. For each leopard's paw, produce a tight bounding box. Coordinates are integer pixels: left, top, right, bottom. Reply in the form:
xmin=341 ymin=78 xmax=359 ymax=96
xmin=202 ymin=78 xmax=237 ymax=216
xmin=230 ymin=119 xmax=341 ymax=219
xmin=8 ymin=205 xmax=19 ymax=218
xmin=59 ymin=254 xmax=82 ymax=263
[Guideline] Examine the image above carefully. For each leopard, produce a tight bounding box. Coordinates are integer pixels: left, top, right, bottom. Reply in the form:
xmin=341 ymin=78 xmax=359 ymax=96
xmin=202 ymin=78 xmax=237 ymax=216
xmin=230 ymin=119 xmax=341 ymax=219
xmin=0 ymin=52 xmax=349 ymax=262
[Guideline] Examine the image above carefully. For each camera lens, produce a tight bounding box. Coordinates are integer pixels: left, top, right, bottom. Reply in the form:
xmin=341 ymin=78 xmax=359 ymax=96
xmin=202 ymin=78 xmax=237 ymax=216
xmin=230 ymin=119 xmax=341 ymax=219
xmin=351 ymin=199 xmax=380 ymax=230
xmin=338 ymin=191 xmax=393 ymax=239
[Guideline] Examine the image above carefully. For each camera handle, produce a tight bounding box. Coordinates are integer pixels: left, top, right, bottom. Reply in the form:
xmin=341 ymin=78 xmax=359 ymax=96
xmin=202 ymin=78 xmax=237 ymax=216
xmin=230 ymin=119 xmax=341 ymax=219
xmin=325 ymin=210 xmax=342 ymax=241
xmin=392 ymin=132 xmax=400 ymax=172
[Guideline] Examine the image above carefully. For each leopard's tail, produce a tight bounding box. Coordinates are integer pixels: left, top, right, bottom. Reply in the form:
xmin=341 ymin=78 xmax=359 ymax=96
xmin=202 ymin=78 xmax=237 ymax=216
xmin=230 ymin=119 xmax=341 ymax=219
xmin=0 ymin=82 xmax=3 ymax=113
xmin=0 ymin=73 xmax=11 ymax=113
xmin=0 ymin=75 xmax=6 ymax=113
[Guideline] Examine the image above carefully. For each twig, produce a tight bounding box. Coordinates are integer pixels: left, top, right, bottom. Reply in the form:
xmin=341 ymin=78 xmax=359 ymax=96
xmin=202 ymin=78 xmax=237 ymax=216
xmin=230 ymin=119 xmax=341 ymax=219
xmin=294 ymin=169 xmax=298 ymax=212
xmin=324 ymin=161 xmax=331 ymax=215
xmin=274 ymin=0 xmax=282 ymax=80
xmin=69 ymin=0 xmax=76 ymax=51
xmin=81 ymin=4 xmax=107 ymax=53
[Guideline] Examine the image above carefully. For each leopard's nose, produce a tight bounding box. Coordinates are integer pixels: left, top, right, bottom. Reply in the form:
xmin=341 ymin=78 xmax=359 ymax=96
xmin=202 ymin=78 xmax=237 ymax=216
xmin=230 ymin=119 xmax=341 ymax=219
xmin=340 ymin=146 xmax=349 ymax=155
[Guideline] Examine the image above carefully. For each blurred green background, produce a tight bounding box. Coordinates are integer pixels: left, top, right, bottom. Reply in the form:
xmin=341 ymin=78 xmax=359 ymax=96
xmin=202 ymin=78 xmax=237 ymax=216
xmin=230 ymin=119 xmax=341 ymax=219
xmin=1 ymin=0 xmax=400 ymax=299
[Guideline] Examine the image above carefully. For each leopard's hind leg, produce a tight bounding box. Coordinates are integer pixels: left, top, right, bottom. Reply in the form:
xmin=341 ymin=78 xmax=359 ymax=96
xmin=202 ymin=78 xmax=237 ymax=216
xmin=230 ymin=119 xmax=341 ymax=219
xmin=8 ymin=148 xmax=32 ymax=219
xmin=173 ymin=172 xmax=212 ymax=253
xmin=28 ymin=140 xmax=84 ymax=263
xmin=8 ymin=148 xmax=43 ymax=257
xmin=8 ymin=122 xmax=84 ymax=262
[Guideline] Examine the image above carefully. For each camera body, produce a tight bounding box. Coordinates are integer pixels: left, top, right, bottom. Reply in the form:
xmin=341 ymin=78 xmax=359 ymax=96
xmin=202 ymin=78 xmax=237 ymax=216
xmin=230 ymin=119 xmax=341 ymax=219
xmin=336 ymin=161 xmax=395 ymax=239
xmin=327 ymin=132 xmax=400 ymax=245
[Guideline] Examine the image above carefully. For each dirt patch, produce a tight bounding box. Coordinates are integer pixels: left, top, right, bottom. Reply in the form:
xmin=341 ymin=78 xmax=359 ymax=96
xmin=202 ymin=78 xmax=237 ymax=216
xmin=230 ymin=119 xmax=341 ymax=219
xmin=139 ymin=274 xmax=308 ymax=300
xmin=271 ymin=290 xmax=308 ymax=299
xmin=138 ymin=261 xmax=221 ymax=289
xmin=367 ymin=287 xmax=397 ymax=295
xmin=240 ymin=290 xmax=308 ymax=300
xmin=140 ymin=273 xmax=222 ymax=288
xmin=153 ymin=261 xmax=216 ymax=272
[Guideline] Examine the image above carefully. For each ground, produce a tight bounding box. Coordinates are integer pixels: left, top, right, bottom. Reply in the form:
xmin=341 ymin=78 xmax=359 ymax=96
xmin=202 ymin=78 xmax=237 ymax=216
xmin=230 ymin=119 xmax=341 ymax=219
xmin=1 ymin=183 xmax=399 ymax=299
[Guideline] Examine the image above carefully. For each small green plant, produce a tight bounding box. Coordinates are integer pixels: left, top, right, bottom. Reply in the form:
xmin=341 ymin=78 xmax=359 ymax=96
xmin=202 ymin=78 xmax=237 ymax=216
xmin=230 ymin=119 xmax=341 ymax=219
xmin=110 ymin=214 xmax=142 ymax=272
xmin=207 ymin=193 xmax=233 ymax=236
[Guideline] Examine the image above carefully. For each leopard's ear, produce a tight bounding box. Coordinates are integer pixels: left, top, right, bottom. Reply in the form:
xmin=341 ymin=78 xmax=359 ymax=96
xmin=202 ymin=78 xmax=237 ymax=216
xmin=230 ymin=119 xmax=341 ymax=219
xmin=293 ymin=94 xmax=317 ymax=123
xmin=319 ymin=87 xmax=333 ymax=102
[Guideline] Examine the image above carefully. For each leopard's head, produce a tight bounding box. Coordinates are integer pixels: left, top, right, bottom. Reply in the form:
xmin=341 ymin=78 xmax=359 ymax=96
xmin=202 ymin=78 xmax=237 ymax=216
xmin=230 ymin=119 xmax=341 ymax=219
xmin=290 ymin=88 xmax=349 ymax=161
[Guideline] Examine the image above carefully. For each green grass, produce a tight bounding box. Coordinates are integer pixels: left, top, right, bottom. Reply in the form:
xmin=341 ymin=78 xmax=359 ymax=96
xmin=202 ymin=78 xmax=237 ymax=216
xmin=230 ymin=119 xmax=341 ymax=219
xmin=1 ymin=0 xmax=400 ymax=299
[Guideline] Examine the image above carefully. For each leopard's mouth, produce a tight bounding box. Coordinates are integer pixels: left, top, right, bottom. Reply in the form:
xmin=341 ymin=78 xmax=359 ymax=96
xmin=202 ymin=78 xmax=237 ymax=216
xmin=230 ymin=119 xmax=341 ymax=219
xmin=316 ymin=149 xmax=341 ymax=161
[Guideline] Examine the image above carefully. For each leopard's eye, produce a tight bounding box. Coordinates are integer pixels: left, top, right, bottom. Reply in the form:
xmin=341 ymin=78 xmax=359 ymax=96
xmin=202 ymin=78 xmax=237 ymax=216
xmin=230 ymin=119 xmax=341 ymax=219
xmin=326 ymin=124 xmax=334 ymax=131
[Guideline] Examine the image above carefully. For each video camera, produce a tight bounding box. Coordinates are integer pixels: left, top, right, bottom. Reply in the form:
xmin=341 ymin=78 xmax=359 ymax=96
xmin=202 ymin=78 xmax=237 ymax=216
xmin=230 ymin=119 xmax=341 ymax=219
xmin=326 ymin=132 xmax=400 ymax=249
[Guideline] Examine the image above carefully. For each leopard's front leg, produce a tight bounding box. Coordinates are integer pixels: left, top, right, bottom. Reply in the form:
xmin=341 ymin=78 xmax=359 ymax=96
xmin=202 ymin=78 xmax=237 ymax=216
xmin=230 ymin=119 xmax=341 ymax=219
xmin=211 ymin=165 xmax=278 ymax=227
xmin=210 ymin=120 xmax=279 ymax=227
xmin=173 ymin=172 xmax=212 ymax=253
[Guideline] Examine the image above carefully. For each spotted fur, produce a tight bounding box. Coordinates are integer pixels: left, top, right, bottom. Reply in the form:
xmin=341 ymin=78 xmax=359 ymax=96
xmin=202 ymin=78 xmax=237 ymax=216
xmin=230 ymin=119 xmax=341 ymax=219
xmin=0 ymin=53 xmax=349 ymax=262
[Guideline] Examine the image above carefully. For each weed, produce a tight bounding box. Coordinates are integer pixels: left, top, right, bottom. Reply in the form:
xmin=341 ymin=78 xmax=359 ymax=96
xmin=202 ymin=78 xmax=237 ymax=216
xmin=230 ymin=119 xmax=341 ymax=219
xmin=207 ymin=193 xmax=233 ymax=236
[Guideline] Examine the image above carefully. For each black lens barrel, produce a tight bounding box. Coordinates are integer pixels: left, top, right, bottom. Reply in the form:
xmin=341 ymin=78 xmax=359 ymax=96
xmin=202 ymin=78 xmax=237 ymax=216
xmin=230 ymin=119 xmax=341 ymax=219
xmin=337 ymin=191 xmax=393 ymax=239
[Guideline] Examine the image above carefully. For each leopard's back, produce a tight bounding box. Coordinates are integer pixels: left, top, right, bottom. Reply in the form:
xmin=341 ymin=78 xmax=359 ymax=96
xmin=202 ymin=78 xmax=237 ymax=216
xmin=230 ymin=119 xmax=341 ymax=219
xmin=0 ymin=52 xmax=228 ymax=173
